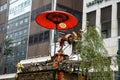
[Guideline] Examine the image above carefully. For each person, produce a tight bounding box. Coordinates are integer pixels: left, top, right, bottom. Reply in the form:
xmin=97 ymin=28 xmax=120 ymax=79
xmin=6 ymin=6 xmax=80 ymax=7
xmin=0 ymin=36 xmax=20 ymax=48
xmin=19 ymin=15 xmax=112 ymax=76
xmin=57 ymin=30 xmax=83 ymax=53
xmin=82 ymin=74 xmax=85 ymax=80
xmin=57 ymin=37 xmax=66 ymax=51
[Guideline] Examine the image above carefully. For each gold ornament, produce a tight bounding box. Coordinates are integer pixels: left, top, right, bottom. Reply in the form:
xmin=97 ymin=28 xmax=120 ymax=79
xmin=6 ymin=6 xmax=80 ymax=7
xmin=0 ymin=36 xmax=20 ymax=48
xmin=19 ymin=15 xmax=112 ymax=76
xmin=59 ymin=23 xmax=66 ymax=29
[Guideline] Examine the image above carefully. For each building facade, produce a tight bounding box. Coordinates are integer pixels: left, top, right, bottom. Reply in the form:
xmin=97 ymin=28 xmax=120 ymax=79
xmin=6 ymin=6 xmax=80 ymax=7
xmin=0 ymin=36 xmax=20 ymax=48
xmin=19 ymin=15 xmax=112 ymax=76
xmin=2 ymin=0 xmax=32 ymax=74
xmin=83 ymin=0 xmax=120 ymax=79
xmin=0 ymin=0 xmax=8 ymax=74
xmin=0 ymin=0 xmax=83 ymax=77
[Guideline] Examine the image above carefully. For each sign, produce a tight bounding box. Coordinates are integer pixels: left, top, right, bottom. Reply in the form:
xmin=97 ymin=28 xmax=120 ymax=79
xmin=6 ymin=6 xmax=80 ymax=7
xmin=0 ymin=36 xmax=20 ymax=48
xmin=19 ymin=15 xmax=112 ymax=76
xmin=8 ymin=0 xmax=32 ymax=20
xmin=86 ymin=0 xmax=111 ymax=8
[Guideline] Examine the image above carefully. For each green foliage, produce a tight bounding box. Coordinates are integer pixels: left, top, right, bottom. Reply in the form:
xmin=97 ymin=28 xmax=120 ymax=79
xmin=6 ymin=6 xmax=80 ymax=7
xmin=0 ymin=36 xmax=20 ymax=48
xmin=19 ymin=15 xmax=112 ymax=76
xmin=4 ymin=39 xmax=13 ymax=55
xmin=76 ymin=25 xmax=112 ymax=80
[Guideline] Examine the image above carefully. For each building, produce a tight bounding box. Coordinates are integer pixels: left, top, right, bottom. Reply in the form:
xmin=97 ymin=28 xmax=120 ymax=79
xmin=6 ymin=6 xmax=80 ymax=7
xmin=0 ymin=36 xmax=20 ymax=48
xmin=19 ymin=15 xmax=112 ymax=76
xmin=0 ymin=0 xmax=8 ymax=74
xmin=3 ymin=0 xmax=32 ymax=74
xmin=0 ymin=0 xmax=83 ymax=79
xmin=82 ymin=0 xmax=120 ymax=79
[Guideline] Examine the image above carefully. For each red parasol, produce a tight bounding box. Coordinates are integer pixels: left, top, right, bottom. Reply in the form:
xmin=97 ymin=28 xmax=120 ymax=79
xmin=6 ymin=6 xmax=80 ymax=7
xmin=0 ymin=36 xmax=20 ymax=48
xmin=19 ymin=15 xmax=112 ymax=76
xmin=35 ymin=10 xmax=78 ymax=30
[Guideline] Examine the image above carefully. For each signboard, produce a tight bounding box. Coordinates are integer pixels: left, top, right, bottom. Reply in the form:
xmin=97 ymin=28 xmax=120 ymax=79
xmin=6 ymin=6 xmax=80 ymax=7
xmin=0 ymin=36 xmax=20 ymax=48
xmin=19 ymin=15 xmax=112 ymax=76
xmin=86 ymin=0 xmax=111 ymax=7
xmin=8 ymin=0 xmax=32 ymax=20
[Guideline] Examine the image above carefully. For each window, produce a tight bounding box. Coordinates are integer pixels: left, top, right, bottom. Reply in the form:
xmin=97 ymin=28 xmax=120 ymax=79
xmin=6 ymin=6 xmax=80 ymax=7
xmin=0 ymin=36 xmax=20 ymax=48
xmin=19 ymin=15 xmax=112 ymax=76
xmin=118 ymin=18 xmax=120 ymax=36
xmin=29 ymin=30 xmax=50 ymax=45
xmin=15 ymin=22 xmax=18 ymax=27
xmin=15 ymin=32 xmax=18 ymax=36
xmin=20 ymin=20 xmax=23 ymax=25
xmin=0 ymin=27 xmax=3 ymax=32
xmin=21 ymin=40 xmax=27 ymax=45
xmin=44 ymin=30 xmax=50 ymax=41
xmin=101 ymin=6 xmax=112 ymax=38
xmin=9 ymin=33 xmax=13 ymax=38
xmin=0 ymin=3 xmax=7 ymax=13
xmin=18 ymin=30 xmax=22 ymax=35
xmin=102 ymin=30 xmax=108 ymax=38
xmin=87 ymin=11 xmax=96 ymax=26
xmin=34 ymin=34 xmax=39 ymax=43
xmin=6 ymin=35 xmax=9 ymax=39
xmin=23 ymin=28 xmax=28 ymax=35
xmin=0 ymin=47 xmax=2 ymax=53
xmin=0 ymin=24 xmax=5 ymax=32
xmin=39 ymin=33 xmax=43 ymax=42
xmin=3 ymin=4 xmax=7 ymax=10
xmin=117 ymin=3 xmax=120 ymax=36
xmin=7 ymin=26 xmax=10 ymax=29
xmin=24 ymin=17 xmax=29 ymax=23
xmin=29 ymin=36 xmax=34 ymax=45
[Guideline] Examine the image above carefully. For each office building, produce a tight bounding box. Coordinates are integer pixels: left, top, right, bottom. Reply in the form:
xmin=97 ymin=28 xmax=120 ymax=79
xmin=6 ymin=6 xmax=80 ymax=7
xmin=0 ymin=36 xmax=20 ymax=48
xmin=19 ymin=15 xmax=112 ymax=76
xmin=82 ymin=0 xmax=120 ymax=79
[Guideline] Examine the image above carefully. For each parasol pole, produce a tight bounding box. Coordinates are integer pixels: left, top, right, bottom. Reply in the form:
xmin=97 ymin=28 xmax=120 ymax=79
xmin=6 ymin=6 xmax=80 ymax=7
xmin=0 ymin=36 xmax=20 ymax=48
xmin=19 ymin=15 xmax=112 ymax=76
xmin=51 ymin=0 xmax=57 ymax=56
xmin=54 ymin=24 xmax=58 ymax=55
xmin=52 ymin=0 xmax=57 ymax=11
xmin=52 ymin=1 xmax=63 ymax=80
xmin=51 ymin=2 xmax=63 ymax=80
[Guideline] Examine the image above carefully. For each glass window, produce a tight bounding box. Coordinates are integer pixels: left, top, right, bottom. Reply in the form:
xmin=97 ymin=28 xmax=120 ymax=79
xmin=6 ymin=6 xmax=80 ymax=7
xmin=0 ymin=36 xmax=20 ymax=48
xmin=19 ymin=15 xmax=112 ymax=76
xmin=44 ymin=30 xmax=50 ymax=41
xmin=15 ymin=22 xmax=18 ymax=27
xmin=39 ymin=33 xmax=43 ymax=42
xmin=101 ymin=6 xmax=112 ymax=38
xmin=0 ymin=47 xmax=2 ymax=53
xmin=22 ymin=51 xmax=25 ymax=55
xmin=11 ymin=23 xmax=15 ymax=28
xmin=7 ymin=26 xmax=10 ymax=29
xmin=2 ymin=27 xmax=5 ymax=31
xmin=15 ymin=32 xmax=18 ymax=36
xmin=23 ymin=29 xmax=28 ymax=34
xmin=34 ymin=34 xmax=39 ymax=43
xmin=20 ymin=20 xmax=23 ymax=25
xmin=117 ymin=3 xmax=120 ymax=36
xmin=0 ymin=7 xmax=1 ymax=12
xmin=118 ymin=18 xmax=120 ymax=36
xmin=24 ymin=18 xmax=29 ymax=23
xmin=3 ymin=4 xmax=7 ymax=10
xmin=18 ymin=42 xmax=21 ymax=45
xmin=87 ymin=11 xmax=96 ymax=26
xmin=22 ymin=40 xmax=26 ymax=44
xmin=101 ymin=22 xmax=111 ymax=38
xmin=13 ymin=43 xmax=16 ymax=47
xmin=9 ymin=34 xmax=13 ymax=38
xmin=0 ymin=27 xmax=2 ymax=32
xmin=18 ymin=30 xmax=22 ymax=35
xmin=29 ymin=36 xmax=34 ymax=45
xmin=1 ymin=6 xmax=3 ymax=11
xmin=6 ymin=35 xmax=9 ymax=39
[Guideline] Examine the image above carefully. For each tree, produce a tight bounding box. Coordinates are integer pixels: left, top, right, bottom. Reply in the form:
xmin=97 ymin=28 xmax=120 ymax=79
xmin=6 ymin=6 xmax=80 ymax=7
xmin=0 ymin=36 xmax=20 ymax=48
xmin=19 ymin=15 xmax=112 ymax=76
xmin=4 ymin=39 xmax=13 ymax=55
xmin=2 ymin=39 xmax=13 ymax=74
xmin=76 ymin=25 xmax=112 ymax=80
